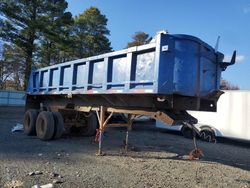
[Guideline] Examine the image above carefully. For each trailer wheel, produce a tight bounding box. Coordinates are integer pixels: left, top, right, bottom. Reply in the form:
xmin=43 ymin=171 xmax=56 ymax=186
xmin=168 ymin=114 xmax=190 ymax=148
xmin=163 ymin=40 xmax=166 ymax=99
xmin=52 ymin=112 xmax=64 ymax=139
xmin=23 ymin=109 xmax=39 ymax=136
xmin=36 ymin=111 xmax=55 ymax=140
xmin=79 ymin=112 xmax=98 ymax=136
xmin=200 ymin=127 xmax=216 ymax=143
xmin=181 ymin=125 xmax=193 ymax=139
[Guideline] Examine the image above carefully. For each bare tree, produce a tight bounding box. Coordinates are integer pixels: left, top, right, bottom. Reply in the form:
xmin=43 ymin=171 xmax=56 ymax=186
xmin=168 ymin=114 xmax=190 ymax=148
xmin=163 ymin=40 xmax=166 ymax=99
xmin=126 ymin=31 xmax=152 ymax=48
xmin=0 ymin=44 xmax=24 ymax=90
xmin=0 ymin=60 xmax=12 ymax=89
xmin=220 ymin=79 xmax=239 ymax=90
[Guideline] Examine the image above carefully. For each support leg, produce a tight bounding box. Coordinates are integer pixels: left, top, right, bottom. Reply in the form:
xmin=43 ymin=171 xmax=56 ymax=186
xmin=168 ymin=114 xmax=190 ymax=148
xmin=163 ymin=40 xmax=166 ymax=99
xmin=97 ymin=130 xmax=103 ymax=156
xmin=124 ymin=114 xmax=134 ymax=152
xmin=125 ymin=128 xmax=129 ymax=152
xmin=96 ymin=106 xmax=105 ymax=156
xmin=188 ymin=123 xmax=204 ymax=160
xmin=192 ymin=128 xmax=198 ymax=150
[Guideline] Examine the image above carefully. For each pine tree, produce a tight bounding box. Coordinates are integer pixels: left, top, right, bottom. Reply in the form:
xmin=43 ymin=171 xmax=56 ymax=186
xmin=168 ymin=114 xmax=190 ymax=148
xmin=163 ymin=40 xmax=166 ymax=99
xmin=0 ymin=0 xmax=72 ymax=89
xmin=73 ymin=7 xmax=112 ymax=58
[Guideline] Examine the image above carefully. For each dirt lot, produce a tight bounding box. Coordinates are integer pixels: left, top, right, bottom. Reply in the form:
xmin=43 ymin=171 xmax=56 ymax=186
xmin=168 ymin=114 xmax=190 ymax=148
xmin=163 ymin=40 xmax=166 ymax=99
xmin=0 ymin=106 xmax=250 ymax=188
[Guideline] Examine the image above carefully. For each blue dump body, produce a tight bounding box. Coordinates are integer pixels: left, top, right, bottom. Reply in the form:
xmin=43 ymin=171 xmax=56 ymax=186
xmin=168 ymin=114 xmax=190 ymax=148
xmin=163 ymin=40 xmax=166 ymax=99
xmin=28 ymin=32 xmax=224 ymax=97
xmin=27 ymin=31 xmax=227 ymax=112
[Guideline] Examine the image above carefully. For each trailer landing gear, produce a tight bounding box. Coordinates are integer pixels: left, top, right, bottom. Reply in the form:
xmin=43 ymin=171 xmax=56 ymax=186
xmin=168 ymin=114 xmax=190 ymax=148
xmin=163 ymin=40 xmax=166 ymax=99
xmin=182 ymin=122 xmax=204 ymax=160
xmin=95 ymin=106 xmax=134 ymax=156
xmin=94 ymin=106 xmax=203 ymax=159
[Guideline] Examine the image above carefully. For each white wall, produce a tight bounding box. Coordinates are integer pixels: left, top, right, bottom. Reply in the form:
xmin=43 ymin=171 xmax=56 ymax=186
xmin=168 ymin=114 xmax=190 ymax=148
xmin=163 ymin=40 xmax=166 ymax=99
xmin=0 ymin=90 xmax=25 ymax=106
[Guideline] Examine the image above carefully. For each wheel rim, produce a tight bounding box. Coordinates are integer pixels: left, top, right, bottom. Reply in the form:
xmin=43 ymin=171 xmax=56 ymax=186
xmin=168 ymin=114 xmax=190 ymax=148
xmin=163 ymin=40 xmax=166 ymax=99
xmin=201 ymin=130 xmax=214 ymax=142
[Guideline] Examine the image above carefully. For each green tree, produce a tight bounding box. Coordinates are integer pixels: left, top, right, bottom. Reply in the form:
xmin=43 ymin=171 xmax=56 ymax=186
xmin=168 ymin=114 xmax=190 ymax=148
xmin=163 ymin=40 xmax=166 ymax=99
xmin=73 ymin=7 xmax=112 ymax=58
xmin=39 ymin=1 xmax=73 ymax=66
xmin=126 ymin=31 xmax=151 ymax=48
xmin=0 ymin=41 xmax=3 ymax=59
xmin=0 ymin=0 xmax=72 ymax=89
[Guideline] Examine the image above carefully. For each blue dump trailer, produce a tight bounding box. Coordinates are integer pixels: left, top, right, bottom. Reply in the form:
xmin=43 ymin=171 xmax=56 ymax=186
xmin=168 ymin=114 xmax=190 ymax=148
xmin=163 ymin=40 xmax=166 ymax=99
xmin=24 ymin=31 xmax=235 ymax=155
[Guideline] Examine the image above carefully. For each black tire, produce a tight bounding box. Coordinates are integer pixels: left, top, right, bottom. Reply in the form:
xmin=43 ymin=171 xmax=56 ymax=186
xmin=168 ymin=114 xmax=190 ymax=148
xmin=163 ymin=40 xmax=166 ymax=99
xmin=52 ymin=112 xmax=64 ymax=139
xmin=79 ymin=112 xmax=98 ymax=136
xmin=36 ymin=111 xmax=55 ymax=140
xmin=181 ymin=125 xmax=193 ymax=139
xmin=23 ymin=109 xmax=39 ymax=136
xmin=200 ymin=127 xmax=216 ymax=143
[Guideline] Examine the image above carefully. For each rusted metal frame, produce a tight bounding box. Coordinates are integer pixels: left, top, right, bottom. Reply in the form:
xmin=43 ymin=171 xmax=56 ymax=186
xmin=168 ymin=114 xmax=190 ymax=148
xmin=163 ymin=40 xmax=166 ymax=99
xmin=182 ymin=121 xmax=200 ymax=137
xmin=96 ymin=106 xmax=117 ymax=156
xmin=52 ymin=104 xmax=201 ymax=156
xmin=77 ymin=106 xmax=174 ymax=124
xmin=96 ymin=106 xmax=106 ymax=156
xmin=62 ymin=105 xmax=177 ymax=155
xmin=193 ymin=128 xmax=198 ymax=150
xmin=95 ymin=108 xmax=113 ymax=128
xmin=95 ymin=106 xmax=140 ymax=155
xmin=79 ymin=106 xmax=99 ymax=112
xmin=77 ymin=106 xmax=174 ymax=126
xmin=126 ymin=114 xmax=136 ymax=130
xmin=124 ymin=114 xmax=136 ymax=151
xmin=103 ymin=112 xmax=114 ymax=127
xmin=182 ymin=121 xmax=204 ymax=159
xmin=105 ymin=123 xmax=130 ymax=128
xmin=106 ymin=108 xmax=174 ymax=125
xmin=102 ymin=113 xmax=135 ymax=152
xmin=106 ymin=107 xmax=156 ymax=115
xmin=61 ymin=105 xmax=200 ymax=156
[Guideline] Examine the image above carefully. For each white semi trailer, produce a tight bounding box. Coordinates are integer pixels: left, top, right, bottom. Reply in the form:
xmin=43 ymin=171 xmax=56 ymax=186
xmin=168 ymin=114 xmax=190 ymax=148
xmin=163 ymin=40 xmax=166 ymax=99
xmin=156 ymin=90 xmax=250 ymax=142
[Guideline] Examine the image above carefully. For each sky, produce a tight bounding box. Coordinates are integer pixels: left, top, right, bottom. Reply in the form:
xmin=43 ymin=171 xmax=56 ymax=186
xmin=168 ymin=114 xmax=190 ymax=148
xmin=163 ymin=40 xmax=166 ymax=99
xmin=67 ymin=0 xmax=250 ymax=90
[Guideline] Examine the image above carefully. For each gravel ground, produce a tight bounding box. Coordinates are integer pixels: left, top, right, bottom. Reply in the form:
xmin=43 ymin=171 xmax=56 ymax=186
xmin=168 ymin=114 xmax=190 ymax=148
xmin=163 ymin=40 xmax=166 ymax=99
xmin=0 ymin=106 xmax=250 ymax=188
